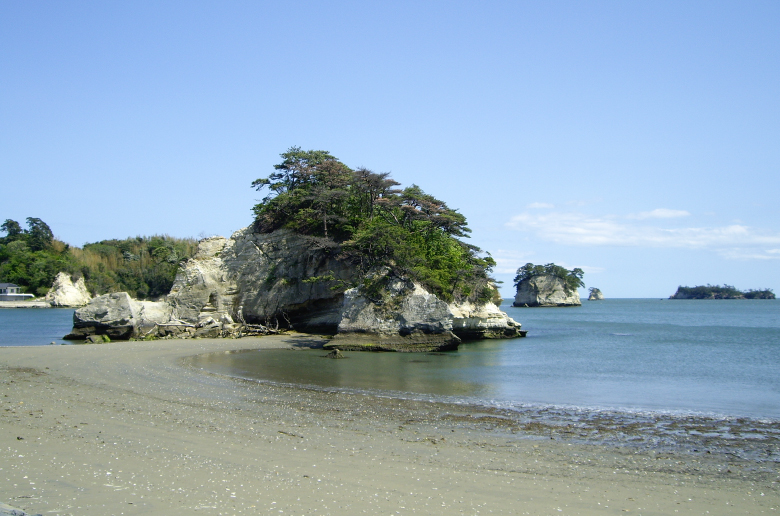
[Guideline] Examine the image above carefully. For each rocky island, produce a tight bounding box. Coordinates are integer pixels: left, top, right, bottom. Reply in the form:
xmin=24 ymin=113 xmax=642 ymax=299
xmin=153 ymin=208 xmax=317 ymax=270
xmin=512 ymin=263 xmax=584 ymax=307
xmin=670 ymin=285 xmax=775 ymax=299
xmin=587 ymin=287 xmax=604 ymax=300
xmin=64 ymin=148 xmax=524 ymax=350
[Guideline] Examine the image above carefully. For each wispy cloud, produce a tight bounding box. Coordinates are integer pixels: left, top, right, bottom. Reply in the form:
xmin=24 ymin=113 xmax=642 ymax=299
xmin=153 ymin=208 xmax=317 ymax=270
xmin=630 ymin=208 xmax=691 ymax=220
xmin=491 ymin=249 xmax=535 ymax=274
xmin=505 ymin=210 xmax=780 ymax=259
xmin=489 ymin=250 xmax=604 ymax=275
xmin=717 ymin=248 xmax=780 ymax=260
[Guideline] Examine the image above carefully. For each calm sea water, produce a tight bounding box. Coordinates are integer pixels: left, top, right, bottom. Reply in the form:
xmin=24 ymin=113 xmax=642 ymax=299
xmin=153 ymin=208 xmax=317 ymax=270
xmin=188 ymin=299 xmax=780 ymax=420
xmin=3 ymin=300 xmax=779 ymax=420
xmin=0 ymin=308 xmax=74 ymax=346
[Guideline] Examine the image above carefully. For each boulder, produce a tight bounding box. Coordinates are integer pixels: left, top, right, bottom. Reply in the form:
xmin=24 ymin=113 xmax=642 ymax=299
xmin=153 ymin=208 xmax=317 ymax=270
xmin=45 ymin=272 xmax=92 ymax=307
xmin=63 ymin=292 xmax=171 ymax=340
xmin=588 ymin=288 xmax=604 ymax=301
xmin=449 ymin=300 xmax=525 ymax=339
xmin=328 ymin=272 xmax=523 ymax=350
xmin=330 ymin=276 xmax=461 ymax=351
xmin=325 ymin=348 xmax=345 ymax=359
xmin=513 ymin=275 xmax=581 ymax=307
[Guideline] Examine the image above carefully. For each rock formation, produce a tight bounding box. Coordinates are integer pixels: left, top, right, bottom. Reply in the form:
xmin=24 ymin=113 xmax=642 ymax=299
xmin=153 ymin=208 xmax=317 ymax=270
xmin=45 ymin=272 xmax=92 ymax=307
xmin=65 ymin=227 xmax=524 ymax=349
xmin=588 ymin=287 xmax=604 ymax=301
xmin=513 ymin=275 xmax=581 ymax=307
xmin=64 ymin=292 xmax=172 ymax=340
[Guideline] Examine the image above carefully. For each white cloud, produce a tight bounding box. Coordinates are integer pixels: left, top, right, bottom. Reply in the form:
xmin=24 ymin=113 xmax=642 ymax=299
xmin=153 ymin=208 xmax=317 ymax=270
xmin=505 ymin=210 xmax=780 ymax=259
xmin=525 ymin=202 xmax=555 ymax=209
xmin=491 ymin=249 xmax=535 ymax=274
xmin=631 ymin=208 xmax=691 ymax=220
xmin=489 ymin=251 xmax=604 ymax=275
xmin=717 ymin=248 xmax=780 ymax=260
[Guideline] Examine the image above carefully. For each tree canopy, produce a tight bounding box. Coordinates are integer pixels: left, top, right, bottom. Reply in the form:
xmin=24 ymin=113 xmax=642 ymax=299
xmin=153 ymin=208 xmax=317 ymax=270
xmin=251 ymin=147 xmax=497 ymax=304
xmin=671 ymin=285 xmax=775 ymax=299
xmin=1 ymin=218 xmax=196 ymax=298
xmin=513 ymin=263 xmax=585 ymax=295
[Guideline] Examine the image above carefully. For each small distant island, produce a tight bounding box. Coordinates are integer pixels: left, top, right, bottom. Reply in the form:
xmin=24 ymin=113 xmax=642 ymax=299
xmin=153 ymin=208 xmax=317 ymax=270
xmin=513 ymin=263 xmax=584 ymax=307
xmin=588 ymin=287 xmax=604 ymax=301
xmin=670 ymin=285 xmax=775 ymax=300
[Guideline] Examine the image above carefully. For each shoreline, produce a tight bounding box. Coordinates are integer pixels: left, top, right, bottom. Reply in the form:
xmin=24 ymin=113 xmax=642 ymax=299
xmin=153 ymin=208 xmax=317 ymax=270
xmin=0 ymin=300 xmax=51 ymax=309
xmin=1 ymin=336 xmax=778 ymax=514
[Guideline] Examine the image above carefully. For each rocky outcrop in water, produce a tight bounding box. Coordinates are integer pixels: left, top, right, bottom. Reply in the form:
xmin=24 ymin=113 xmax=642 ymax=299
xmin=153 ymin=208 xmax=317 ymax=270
xmin=45 ymin=272 xmax=92 ymax=307
xmin=64 ymin=228 xmax=524 ymax=349
xmin=670 ymin=285 xmax=775 ymax=300
xmin=588 ymin=288 xmax=604 ymax=301
xmin=64 ymin=292 xmax=172 ymax=340
xmin=513 ymin=275 xmax=581 ymax=307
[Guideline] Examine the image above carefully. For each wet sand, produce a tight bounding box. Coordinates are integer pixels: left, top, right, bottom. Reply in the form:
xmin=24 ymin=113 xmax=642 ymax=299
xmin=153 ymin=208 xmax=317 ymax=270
xmin=1 ymin=335 xmax=778 ymax=515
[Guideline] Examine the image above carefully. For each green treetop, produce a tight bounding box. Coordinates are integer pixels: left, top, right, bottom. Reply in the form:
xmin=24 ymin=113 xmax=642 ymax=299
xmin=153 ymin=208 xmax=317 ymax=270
xmin=251 ymin=147 xmax=498 ymax=304
xmin=513 ymin=263 xmax=585 ymax=295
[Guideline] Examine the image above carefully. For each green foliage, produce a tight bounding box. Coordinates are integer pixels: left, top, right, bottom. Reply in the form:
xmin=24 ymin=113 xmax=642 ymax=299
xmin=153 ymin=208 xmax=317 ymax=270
xmin=74 ymin=235 xmax=197 ymax=299
xmin=673 ymin=285 xmax=775 ymax=299
xmin=1 ymin=219 xmax=22 ymax=238
xmin=1 ymin=218 xmax=197 ymax=300
xmin=25 ymin=217 xmax=54 ymax=251
xmin=744 ymin=289 xmax=775 ymax=299
xmin=513 ymin=263 xmax=585 ymax=295
xmin=251 ymin=147 xmax=497 ymax=303
xmin=302 ymin=273 xmax=337 ymax=284
xmin=0 ymin=218 xmax=72 ymax=294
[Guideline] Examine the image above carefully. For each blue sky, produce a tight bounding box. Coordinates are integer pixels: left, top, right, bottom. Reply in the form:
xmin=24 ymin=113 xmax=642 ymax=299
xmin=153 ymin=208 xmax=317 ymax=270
xmin=2 ymin=1 xmax=778 ymax=298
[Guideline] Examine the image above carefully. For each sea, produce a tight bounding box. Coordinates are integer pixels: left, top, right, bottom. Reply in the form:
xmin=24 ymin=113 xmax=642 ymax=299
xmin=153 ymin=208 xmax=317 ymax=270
xmin=183 ymin=298 xmax=780 ymax=423
xmin=3 ymin=299 xmax=780 ymax=423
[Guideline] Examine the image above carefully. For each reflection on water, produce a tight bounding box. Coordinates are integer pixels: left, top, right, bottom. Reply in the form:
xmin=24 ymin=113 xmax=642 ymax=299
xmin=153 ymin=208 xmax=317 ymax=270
xmin=187 ymin=348 xmax=497 ymax=398
xmin=186 ymin=299 xmax=780 ymax=420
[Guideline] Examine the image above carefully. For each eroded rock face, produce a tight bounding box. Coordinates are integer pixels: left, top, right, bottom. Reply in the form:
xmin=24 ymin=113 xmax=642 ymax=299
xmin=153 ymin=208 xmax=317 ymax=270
xmin=167 ymin=228 xmax=357 ymax=332
xmin=330 ymin=277 xmax=461 ymax=351
xmin=513 ymin=275 xmax=581 ymax=307
xmin=449 ymin=300 xmax=524 ymax=339
xmin=45 ymin=272 xmax=92 ymax=307
xmin=327 ymin=271 xmax=523 ymax=350
xmin=64 ymin=292 xmax=171 ymax=340
xmin=65 ymin=227 xmax=525 ymax=348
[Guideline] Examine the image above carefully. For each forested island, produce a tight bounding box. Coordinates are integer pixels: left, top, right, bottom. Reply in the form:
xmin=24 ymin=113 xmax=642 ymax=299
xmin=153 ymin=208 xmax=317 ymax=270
xmin=54 ymin=147 xmax=521 ymax=348
xmin=512 ymin=263 xmax=584 ymax=307
xmin=670 ymin=285 xmax=775 ymax=300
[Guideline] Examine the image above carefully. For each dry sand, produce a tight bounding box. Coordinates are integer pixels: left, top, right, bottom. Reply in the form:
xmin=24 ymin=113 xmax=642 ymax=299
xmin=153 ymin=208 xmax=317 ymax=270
xmin=0 ymin=301 xmax=50 ymax=309
xmin=1 ymin=336 xmax=777 ymax=515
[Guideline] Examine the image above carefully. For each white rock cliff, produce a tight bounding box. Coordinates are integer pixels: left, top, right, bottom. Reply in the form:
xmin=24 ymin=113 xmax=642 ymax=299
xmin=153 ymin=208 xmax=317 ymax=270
xmin=45 ymin=272 xmax=92 ymax=307
xmin=513 ymin=275 xmax=581 ymax=307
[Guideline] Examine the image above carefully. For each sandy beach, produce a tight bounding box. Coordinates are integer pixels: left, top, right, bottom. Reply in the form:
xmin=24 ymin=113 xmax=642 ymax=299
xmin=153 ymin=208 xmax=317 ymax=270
xmin=1 ymin=336 xmax=777 ymax=515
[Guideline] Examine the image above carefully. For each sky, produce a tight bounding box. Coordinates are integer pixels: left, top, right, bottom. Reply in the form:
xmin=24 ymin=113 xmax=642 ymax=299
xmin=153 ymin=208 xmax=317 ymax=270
xmin=2 ymin=1 xmax=778 ymax=298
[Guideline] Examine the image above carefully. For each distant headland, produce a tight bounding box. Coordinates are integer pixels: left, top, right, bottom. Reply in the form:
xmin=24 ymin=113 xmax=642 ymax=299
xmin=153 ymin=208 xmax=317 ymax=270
xmin=670 ymin=285 xmax=775 ymax=300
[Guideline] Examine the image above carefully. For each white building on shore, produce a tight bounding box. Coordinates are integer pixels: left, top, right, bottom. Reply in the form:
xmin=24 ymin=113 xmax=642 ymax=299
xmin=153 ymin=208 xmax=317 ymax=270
xmin=0 ymin=283 xmax=35 ymax=301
